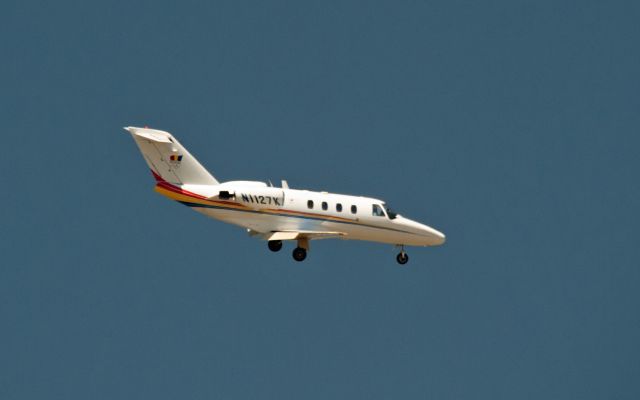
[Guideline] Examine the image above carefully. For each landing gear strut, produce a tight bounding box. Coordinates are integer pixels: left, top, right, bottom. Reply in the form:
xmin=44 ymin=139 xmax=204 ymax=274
xmin=396 ymin=246 xmax=409 ymax=265
xmin=268 ymin=240 xmax=283 ymax=252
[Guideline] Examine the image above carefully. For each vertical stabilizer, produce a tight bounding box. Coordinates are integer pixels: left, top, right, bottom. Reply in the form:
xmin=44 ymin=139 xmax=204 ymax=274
xmin=125 ymin=126 xmax=219 ymax=185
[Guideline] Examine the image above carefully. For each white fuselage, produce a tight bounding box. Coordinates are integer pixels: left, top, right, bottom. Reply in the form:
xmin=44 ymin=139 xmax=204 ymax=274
xmin=168 ymin=181 xmax=445 ymax=247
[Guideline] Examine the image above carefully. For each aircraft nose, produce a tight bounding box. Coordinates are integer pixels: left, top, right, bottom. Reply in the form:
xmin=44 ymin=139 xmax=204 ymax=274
xmin=420 ymin=224 xmax=445 ymax=245
xmin=430 ymin=228 xmax=446 ymax=245
xmin=400 ymin=218 xmax=446 ymax=245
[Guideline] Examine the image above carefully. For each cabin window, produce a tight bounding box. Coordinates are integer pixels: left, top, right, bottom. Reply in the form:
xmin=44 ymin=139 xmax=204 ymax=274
xmin=372 ymin=204 xmax=386 ymax=217
xmin=322 ymin=202 xmax=328 ymax=211
xmin=307 ymin=200 xmax=314 ymax=209
xmin=351 ymin=205 xmax=357 ymax=214
xmin=336 ymin=203 xmax=343 ymax=212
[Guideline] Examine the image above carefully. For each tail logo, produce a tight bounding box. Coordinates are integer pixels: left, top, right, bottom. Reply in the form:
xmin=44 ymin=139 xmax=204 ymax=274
xmin=169 ymin=154 xmax=183 ymax=168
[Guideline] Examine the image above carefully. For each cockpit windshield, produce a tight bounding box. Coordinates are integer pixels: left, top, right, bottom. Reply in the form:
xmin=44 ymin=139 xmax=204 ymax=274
xmin=384 ymin=204 xmax=398 ymax=220
xmin=372 ymin=204 xmax=386 ymax=217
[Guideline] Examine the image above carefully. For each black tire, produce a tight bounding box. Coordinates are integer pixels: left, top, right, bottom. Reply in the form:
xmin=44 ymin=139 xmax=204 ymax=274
xmin=396 ymin=252 xmax=409 ymax=265
xmin=268 ymin=240 xmax=283 ymax=252
xmin=292 ymin=247 xmax=307 ymax=262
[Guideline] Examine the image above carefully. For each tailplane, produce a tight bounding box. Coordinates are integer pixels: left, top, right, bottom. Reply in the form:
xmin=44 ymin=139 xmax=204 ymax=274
xmin=125 ymin=126 xmax=219 ymax=185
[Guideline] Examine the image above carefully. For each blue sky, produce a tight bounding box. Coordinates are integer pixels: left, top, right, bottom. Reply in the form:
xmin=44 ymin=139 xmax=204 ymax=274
xmin=1 ymin=1 xmax=639 ymax=398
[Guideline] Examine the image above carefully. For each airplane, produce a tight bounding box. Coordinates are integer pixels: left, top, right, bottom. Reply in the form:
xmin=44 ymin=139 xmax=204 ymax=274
xmin=125 ymin=126 xmax=445 ymax=264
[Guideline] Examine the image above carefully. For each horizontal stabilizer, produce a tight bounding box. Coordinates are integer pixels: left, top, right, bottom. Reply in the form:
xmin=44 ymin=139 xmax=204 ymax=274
xmin=125 ymin=127 xmax=172 ymax=143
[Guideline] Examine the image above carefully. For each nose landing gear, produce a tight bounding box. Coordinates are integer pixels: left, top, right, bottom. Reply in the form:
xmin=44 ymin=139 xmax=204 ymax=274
xmin=396 ymin=245 xmax=409 ymax=265
xmin=396 ymin=252 xmax=409 ymax=265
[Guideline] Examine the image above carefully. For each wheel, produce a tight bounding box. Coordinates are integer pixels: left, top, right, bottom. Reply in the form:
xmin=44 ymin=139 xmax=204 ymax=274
xmin=268 ymin=240 xmax=283 ymax=252
xmin=292 ymin=247 xmax=307 ymax=262
xmin=396 ymin=252 xmax=409 ymax=265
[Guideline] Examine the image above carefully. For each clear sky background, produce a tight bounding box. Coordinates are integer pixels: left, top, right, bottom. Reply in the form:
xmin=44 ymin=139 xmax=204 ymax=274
xmin=1 ymin=1 xmax=639 ymax=398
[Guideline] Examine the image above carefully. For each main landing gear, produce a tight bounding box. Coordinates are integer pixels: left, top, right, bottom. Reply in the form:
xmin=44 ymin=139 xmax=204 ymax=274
xmin=292 ymin=247 xmax=307 ymax=262
xmin=292 ymin=238 xmax=309 ymax=262
xmin=268 ymin=240 xmax=283 ymax=252
xmin=267 ymin=238 xmax=309 ymax=262
xmin=396 ymin=245 xmax=409 ymax=265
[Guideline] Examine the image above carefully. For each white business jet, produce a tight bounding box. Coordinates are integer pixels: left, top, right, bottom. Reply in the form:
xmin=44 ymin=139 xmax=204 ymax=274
xmin=126 ymin=126 xmax=445 ymax=264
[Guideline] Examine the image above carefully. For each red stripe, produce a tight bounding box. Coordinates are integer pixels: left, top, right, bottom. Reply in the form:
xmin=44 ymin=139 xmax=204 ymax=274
xmin=150 ymin=169 xmax=353 ymax=222
xmin=150 ymin=169 xmax=208 ymax=200
xmin=157 ymin=181 xmax=207 ymax=200
xmin=150 ymin=170 xmax=164 ymax=183
xmin=277 ymin=209 xmax=353 ymax=222
xmin=153 ymin=178 xmax=246 ymax=208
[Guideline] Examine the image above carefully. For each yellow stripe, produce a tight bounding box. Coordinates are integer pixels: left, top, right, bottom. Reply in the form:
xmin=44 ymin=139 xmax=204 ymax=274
xmin=154 ymin=186 xmax=248 ymax=210
xmin=154 ymin=185 xmax=357 ymax=223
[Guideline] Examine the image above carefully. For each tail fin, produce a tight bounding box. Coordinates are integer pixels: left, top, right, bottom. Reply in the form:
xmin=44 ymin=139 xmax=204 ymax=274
xmin=125 ymin=126 xmax=219 ymax=185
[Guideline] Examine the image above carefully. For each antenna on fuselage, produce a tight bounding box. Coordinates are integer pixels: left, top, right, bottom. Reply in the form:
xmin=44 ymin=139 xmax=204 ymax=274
xmin=281 ymin=180 xmax=289 ymax=189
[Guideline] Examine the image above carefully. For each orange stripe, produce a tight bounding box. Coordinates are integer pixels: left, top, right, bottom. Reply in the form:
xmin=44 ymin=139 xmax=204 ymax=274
xmin=155 ymin=185 xmax=358 ymax=223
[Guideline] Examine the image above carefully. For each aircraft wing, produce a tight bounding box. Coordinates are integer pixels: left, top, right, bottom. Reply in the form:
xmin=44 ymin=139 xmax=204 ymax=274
xmin=267 ymin=231 xmax=346 ymax=241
